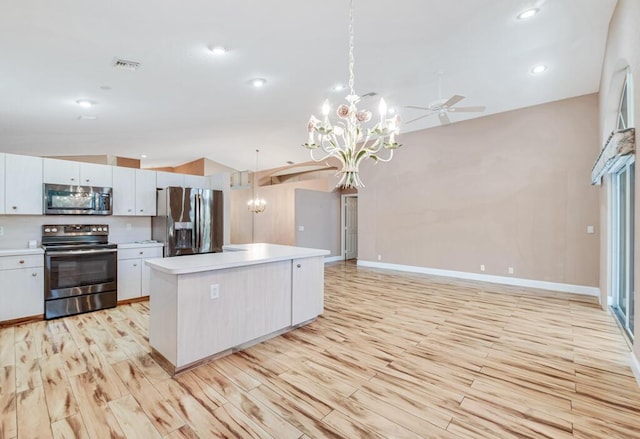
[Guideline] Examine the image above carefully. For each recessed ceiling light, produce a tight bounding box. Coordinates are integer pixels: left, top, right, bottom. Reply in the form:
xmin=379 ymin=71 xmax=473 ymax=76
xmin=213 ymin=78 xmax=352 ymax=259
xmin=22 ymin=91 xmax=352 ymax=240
xmin=77 ymin=115 xmax=97 ymax=120
xmin=251 ymin=78 xmax=267 ymax=88
xmin=99 ymin=85 xmax=112 ymax=90
xmin=141 ymin=154 xmax=147 ymax=158
xmin=209 ymin=46 xmax=227 ymax=55
xmin=531 ymin=64 xmax=548 ymax=74
xmin=332 ymin=84 xmax=345 ymax=92
xmin=388 ymin=108 xmax=396 ymax=115
xmin=76 ymin=99 xmax=95 ymax=108
xmin=516 ymin=8 xmax=539 ymax=20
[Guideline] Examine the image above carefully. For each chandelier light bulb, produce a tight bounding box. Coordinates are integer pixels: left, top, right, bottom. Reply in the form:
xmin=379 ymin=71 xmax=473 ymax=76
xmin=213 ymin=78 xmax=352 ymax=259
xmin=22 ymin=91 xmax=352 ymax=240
xmin=378 ymin=98 xmax=388 ymax=119
xmin=322 ymin=100 xmax=331 ymax=117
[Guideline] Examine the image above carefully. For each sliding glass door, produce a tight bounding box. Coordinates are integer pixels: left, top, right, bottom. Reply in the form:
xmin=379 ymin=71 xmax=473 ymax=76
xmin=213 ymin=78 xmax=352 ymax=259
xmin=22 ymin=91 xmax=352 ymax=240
xmin=611 ymin=158 xmax=635 ymax=338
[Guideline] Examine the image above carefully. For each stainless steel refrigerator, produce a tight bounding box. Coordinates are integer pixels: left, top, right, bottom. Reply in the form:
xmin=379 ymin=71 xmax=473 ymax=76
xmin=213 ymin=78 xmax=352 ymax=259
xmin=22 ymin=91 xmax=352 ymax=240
xmin=152 ymin=186 xmax=223 ymax=257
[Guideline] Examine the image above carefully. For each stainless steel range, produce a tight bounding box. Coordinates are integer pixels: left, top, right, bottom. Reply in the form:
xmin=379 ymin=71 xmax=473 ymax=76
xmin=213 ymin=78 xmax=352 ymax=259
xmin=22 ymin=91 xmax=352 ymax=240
xmin=42 ymin=224 xmax=117 ymax=320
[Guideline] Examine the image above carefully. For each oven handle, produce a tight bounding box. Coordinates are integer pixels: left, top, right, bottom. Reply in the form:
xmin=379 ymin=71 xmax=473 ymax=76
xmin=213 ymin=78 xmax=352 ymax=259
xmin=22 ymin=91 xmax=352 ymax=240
xmin=46 ymin=248 xmax=117 ymax=256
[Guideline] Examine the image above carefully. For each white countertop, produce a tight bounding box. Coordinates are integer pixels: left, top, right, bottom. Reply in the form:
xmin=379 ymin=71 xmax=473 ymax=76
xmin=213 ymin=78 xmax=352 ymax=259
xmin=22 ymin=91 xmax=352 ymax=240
xmin=145 ymin=243 xmax=329 ymax=274
xmin=118 ymin=241 xmax=164 ymax=249
xmin=0 ymin=248 xmax=45 ymax=257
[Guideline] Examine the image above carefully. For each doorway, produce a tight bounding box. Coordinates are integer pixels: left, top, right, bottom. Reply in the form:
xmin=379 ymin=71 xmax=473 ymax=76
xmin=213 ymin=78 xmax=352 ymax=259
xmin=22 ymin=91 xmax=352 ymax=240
xmin=341 ymin=194 xmax=358 ymax=260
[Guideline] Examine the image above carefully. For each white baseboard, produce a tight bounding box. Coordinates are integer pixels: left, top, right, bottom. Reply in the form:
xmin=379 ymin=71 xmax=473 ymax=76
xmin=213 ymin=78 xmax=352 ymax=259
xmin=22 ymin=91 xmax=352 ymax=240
xmin=324 ymin=256 xmax=344 ymax=263
xmin=631 ymin=352 xmax=640 ymax=387
xmin=357 ymin=260 xmax=600 ymax=297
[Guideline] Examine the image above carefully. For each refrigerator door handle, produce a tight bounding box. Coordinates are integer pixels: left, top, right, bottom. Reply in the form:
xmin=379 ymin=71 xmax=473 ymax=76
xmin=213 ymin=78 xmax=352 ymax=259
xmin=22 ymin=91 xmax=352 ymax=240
xmin=194 ymin=193 xmax=200 ymax=250
xmin=198 ymin=193 xmax=204 ymax=250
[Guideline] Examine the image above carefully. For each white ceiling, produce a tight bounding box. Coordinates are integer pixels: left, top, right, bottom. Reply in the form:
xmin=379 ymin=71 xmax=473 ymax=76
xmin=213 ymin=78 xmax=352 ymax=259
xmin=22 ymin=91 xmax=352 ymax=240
xmin=0 ymin=0 xmax=617 ymax=171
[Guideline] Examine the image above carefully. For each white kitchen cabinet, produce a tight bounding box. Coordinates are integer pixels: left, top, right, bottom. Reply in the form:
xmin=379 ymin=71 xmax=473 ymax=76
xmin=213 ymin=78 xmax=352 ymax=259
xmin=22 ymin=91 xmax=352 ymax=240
xmin=135 ymin=169 xmax=157 ymax=216
xmin=156 ymin=171 xmax=185 ymax=189
xmin=117 ymin=244 xmax=163 ymax=300
xmin=113 ymin=168 xmax=156 ymax=216
xmin=4 ymin=154 xmax=43 ymax=215
xmin=112 ymin=167 xmax=137 ymax=215
xmin=0 ymin=153 xmax=5 ymax=214
xmin=0 ymin=254 xmax=44 ymax=322
xmin=291 ymin=256 xmax=325 ymax=325
xmin=44 ymin=158 xmax=112 ymax=187
xmin=79 ymin=162 xmax=112 ymax=187
xmin=184 ymin=174 xmax=210 ymax=189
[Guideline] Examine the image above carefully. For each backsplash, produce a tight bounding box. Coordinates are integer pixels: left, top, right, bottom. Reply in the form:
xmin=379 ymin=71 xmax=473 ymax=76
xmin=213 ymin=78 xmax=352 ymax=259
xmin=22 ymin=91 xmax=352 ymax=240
xmin=0 ymin=216 xmax=151 ymax=248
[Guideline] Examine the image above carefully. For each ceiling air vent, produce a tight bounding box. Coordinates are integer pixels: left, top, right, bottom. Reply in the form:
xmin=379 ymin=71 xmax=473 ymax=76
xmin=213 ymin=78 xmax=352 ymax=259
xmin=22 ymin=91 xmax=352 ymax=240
xmin=112 ymin=58 xmax=140 ymax=71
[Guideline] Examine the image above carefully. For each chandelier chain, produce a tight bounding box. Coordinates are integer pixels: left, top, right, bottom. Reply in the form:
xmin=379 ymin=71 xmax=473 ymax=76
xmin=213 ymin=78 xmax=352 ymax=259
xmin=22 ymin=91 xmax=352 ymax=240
xmin=348 ymin=0 xmax=355 ymax=96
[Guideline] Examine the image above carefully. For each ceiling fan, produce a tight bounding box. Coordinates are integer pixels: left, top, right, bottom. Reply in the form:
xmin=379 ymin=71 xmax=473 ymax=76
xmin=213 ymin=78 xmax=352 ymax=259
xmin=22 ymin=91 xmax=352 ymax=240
xmin=405 ymin=72 xmax=486 ymax=126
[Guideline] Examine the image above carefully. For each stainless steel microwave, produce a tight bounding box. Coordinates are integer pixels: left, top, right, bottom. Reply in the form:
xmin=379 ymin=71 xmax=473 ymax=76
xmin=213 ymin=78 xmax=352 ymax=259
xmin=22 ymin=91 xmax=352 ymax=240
xmin=44 ymin=184 xmax=112 ymax=215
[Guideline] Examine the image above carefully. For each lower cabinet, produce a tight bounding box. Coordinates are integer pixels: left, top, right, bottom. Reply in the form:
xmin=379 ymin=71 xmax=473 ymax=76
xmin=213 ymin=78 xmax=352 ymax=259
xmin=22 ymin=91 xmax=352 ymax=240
xmin=0 ymin=254 xmax=44 ymax=322
xmin=117 ymin=245 xmax=163 ymax=301
xmin=292 ymin=256 xmax=325 ymax=325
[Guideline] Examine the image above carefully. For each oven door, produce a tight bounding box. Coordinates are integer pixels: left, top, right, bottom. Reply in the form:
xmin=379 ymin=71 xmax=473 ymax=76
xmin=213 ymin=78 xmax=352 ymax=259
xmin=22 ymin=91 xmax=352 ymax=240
xmin=45 ymin=248 xmax=117 ymax=299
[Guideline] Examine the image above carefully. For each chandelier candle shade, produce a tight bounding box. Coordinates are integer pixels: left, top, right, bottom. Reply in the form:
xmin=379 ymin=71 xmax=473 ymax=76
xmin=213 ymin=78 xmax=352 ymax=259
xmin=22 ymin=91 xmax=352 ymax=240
xmin=303 ymin=0 xmax=400 ymax=189
xmin=247 ymin=149 xmax=266 ymax=213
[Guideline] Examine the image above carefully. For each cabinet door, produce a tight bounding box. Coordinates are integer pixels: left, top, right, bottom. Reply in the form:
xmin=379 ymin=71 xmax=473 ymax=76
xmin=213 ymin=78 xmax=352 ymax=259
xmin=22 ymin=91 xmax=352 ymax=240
xmin=112 ymin=167 xmax=136 ymax=215
xmin=156 ymin=171 xmax=184 ymax=189
xmin=80 ymin=163 xmax=113 ymax=187
xmin=5 ymin=154 xmax=43 ymax=215
xmin=43 ymin=158 xmax=80 ymax=185
xmin=292 ymin=256 xmax=325 ymax=325
xmin=0 ymin=267 xmax=43 ymax=321
xmin=0 ymin=153 xmax=5 ymax=214
xmin=117 ymin=259 xmax=142 ymax=300
xmin=12 ymin=268 xmax=44 ymax=319
xmin=184 ymin=174 xmax=210 ymax=189
xmin=135 ymin=169 xmax=157 ymax=216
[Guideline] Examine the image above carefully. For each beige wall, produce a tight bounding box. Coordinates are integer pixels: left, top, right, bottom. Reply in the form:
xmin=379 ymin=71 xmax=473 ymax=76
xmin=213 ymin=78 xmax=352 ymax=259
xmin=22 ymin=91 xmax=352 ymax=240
xmin=359 ymin=94 xmax=600 ymax=287
xmin=598 ymin=0 xmax=640 ymax=360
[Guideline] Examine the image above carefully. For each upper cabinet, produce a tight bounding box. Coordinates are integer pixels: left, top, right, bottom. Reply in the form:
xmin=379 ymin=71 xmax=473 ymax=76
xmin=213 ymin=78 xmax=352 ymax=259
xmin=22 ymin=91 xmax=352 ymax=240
xmin=4 ymin=154 xmax=43 ymax=215
xmin=112 ymin=167 xmax=157 ymax=216
xmin=43 ymin=158 xmax=112 ymax=187
xmin=135 ymin=169 xmax=157 ymax=216
xmin=156 ymin=171 xmax=185 ymax=189
xmin=0 ymin=153 xmax=5 ymax=214
xmin=184 ymin=174 xmax=210 ymax=189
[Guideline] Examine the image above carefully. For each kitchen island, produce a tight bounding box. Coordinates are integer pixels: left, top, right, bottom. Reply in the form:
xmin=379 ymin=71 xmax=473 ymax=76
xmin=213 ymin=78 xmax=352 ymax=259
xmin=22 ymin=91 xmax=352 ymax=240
xmin=145 ymin=243 xmax=329 ymax=374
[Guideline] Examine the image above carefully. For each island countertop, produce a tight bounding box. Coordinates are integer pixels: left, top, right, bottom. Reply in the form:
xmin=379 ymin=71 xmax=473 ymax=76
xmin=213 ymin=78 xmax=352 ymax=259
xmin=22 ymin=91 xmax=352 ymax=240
xmin=145 ymin=243 xmax=329 ymax=274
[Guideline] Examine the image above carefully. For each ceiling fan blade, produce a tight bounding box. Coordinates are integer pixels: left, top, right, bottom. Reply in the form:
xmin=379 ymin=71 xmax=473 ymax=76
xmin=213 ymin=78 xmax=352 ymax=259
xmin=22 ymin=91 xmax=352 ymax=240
xmin=405 ymin=113 xmax=435 ymax=124
xmin=439 ymin=112 xmax=452 ymax=125
xmin=441 ymin=95 xmax=465 ymax=108
xmin=405 ymin=105 xmax=432 ymax=111
xmin=449 ymin=106 xmax=486 ymax=113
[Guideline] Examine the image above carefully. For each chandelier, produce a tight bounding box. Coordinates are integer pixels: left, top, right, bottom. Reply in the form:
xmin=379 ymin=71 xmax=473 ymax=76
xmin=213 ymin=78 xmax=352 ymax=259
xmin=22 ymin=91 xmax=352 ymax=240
xmin=247 ymin=149 xmax=266 ymax=213
xmin=303 ymin=0 xmax=400 ymax=189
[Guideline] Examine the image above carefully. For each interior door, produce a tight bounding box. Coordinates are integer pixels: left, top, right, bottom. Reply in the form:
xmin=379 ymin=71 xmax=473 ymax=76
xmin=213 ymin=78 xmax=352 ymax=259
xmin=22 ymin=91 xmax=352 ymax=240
xmin=345 ymin=196 xmax=358 ymax=260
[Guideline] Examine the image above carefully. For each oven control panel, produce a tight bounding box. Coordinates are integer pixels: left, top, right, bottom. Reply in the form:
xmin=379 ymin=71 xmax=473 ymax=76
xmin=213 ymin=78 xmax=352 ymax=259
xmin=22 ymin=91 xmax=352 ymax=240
xmin=42 ymin=224 xmax=109 ymax=236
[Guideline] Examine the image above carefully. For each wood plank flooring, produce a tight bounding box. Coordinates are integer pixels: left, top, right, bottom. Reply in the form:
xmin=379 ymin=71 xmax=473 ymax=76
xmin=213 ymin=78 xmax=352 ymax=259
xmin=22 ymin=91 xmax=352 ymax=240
xmin=1 ymin=261 xmax=640 ymax=438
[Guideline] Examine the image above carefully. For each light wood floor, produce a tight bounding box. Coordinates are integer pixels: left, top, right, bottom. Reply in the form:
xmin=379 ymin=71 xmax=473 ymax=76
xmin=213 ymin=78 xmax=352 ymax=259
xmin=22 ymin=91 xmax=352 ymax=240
xmin=1 ymin=261 xmax=640 ymax=438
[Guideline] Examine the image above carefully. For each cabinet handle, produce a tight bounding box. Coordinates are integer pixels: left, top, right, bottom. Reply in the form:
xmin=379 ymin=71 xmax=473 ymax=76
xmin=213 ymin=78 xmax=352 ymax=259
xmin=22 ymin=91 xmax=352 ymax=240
xmin=139 ymin=251 xmax=144 ymax=255
xmin=297 ymin=264 xmax=301 ymax=268
xmin=140 ymin=209 xmax=144 ymax=212
xmin=85 ymin=179 xmax=90 ymax=183
xmin=133 ymin=263 xmax=137 ymax=267
xmin=128 ymin=209 xmax=132 ymax=212
xmin=12 ymin=206 xmax=17 ymax=210
xmin=32 ymin=272 xmax=38 ymax=277
xmin=19 ymin=260 xmax=25 ymax=264
xmin=70 ymin=177 xmax=75 ymax=181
